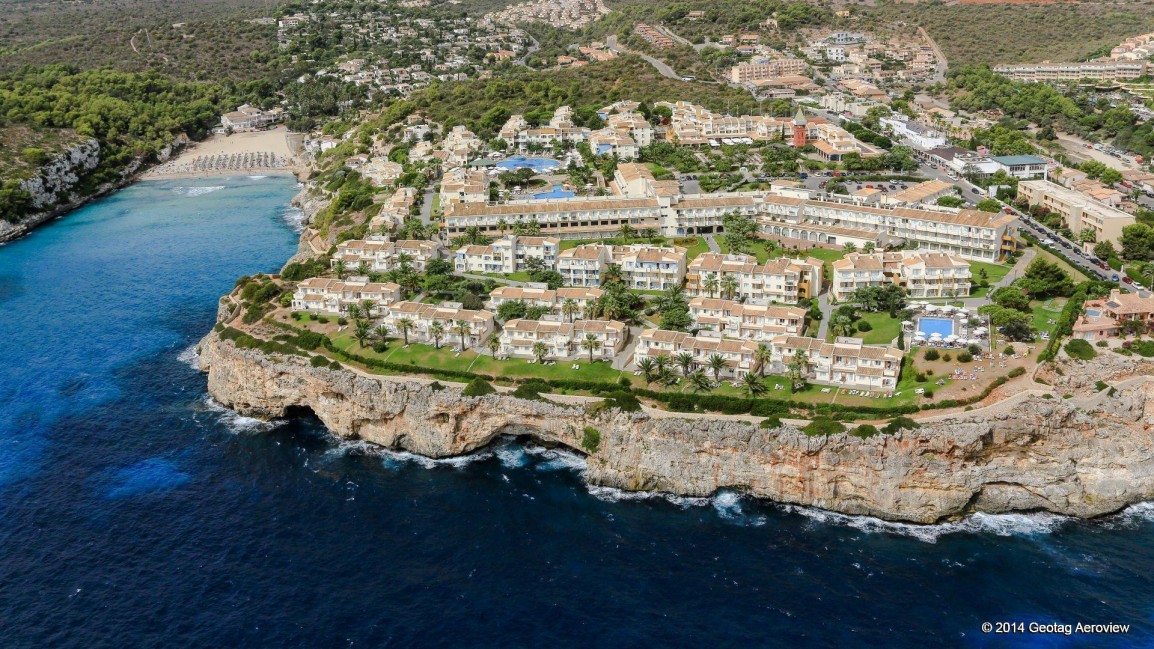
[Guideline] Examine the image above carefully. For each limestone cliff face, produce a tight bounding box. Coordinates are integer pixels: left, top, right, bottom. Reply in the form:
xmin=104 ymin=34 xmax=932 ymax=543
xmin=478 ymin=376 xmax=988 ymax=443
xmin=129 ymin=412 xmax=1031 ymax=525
xmin=199 ymin=331 xmax=1154 ymax=524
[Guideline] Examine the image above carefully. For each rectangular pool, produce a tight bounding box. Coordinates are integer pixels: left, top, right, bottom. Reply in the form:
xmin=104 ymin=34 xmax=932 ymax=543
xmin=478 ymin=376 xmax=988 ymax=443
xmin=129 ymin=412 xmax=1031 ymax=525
xmin=918 ymin=316 xmax=955 ymax=337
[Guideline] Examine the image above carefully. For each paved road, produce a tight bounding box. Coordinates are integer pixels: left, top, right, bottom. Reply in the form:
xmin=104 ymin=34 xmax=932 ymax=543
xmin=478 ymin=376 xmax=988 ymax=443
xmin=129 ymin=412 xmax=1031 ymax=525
xmin=607 ymin=35 xmax=682 ymax=80
xmin=917 ymin=26 xmax=948 ymax=85
xmin=419 ymin=187 xmax=434 ymax=225
xmin=1054 ymin=131 xmax=1139 ymax=173
xmin=703 ymin=234 xmax=721 ymax=253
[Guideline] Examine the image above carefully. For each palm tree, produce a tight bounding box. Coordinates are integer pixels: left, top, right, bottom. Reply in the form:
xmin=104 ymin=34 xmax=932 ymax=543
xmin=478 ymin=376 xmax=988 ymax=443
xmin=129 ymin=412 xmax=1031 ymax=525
xmin=618 ymin=223 xmax=636 ymax=242
xmin=788 ymin=350 xmax=809 ymax=390
xmin=396 ymin=318 xmax=414 ymax=345
xmin=334 ymin=260 xmax=348 ymax=279
xmin=743 ymin=373 xmax=768 ymax=397
xmin=652 ymin=285 xmax=687 ymax=314
xmin=703 ymin=273 xmax=720 ymax=298
xmin=486 ymin=333 xmax=501 ymax=356
xmin=354 ymin=319 xmax=371 ymax=349
xmin=637 ymin=357 xmax=658 ymax=386
xmin=561 ymin=298 xmax=579 ymax=323
xmin=720 ymin=275 xmax=738 ymax=301
xmin=831 ymin=314 xmax=855 ymax=338
xmin=429 ymin=321 xmax=445 ymax=349
xmin=862 ymin=241 xmax=875 ymax=254
xmin=356 ymin=261 xmax=370 ymax=277
xmin=496 ymin=217 xmax=509 ymax=236
xmin=688 ymin=369 xmax=713 ymax=393
xmin=373 ymin=324 xmax=390 ymax=342
xmin=653 ymin=354 xmax=671 ymax=375
xmin=581 ymin=333 xmax=602 ymax=362
xmin=706 ymin=353 xmax=728 ymax=382
xmin=454 ymin=319 xmax=471 ymax=352
xmin=754 ymin=343 xmax=773 ymax=377
xmin=673 ymin=351 xmax=695 ymax=376
xmin=532 ymin=341 xmax=549 ymax=364
xmin=642 ymin=227 xmax=659 ymax=243
xmin=360 ymin=299 xmax=376 ymax=318
xmin=346 ymin=303 xmax=362 ymax=322
xmin=601 ymin=263 xmax=624 ymax=287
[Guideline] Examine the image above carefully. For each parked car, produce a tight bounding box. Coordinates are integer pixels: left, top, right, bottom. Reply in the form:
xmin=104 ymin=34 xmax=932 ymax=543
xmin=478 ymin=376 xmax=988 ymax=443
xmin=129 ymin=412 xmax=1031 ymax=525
xmin=1112 ymin=274 xmax=1120 ymax=282
xmin=971 ymin=187 xmax=981 ymax=194
xmin=1123 ymin=276 xmax=1134 ymax=284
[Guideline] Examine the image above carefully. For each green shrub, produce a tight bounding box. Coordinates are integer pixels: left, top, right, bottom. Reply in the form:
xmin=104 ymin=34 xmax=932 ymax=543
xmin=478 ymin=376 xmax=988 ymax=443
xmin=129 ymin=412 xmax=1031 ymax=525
xmin=1008 ymin=367 xmax=1026 ymax=378
xmin=915 ymin=372 xmax=927 ymax=382
xmin=428 ymin=381 xmax=446 ymax=392
xmin=924 ymin=349 xmax=940 ymax=361
xmin=923 ymin=390 xmax=934 ymax=399
xmin=957 ymin=352 xmax=973 ymax=363
xmin=855 ymin=320 xmax=873 ymax=332
xmin=310 ymin=355 xmax=329 ymax=367
xmin=279 ymin=293 xmax=293 ymax=308
xmin=372 ymin=341 xmax=388 ymax=353
xmin=884 ymin=416 xmax=921 ymax=434
xmin=1064 ymin=338 xmax=1096 ymax=360
xmin=1096 ymin=340 xmax=1109 ymax=348
xmin=1004 ymin=344 xmax=1016 ymax=355
xmin=759 ymin=416 xmax=783 ymax=429
xmin=1095 ymin=380 xmax=1110 ymax=392
xmin=337 ymin=317 xmax=348 ymax=325
xmin=802 ymin=417 xmax=845 ymax=437
xmin=329 ymin=360 xmax=342 ymax=369
xmin=941 ymin=353 xmax=951 ymax=362
xmin=242 ymin=303 xmax=267 ymax=324
xmin=462 ymin=378 xmax=496 ymax=397
xmin=602 ymin=390 xmax=642 ymax=412
xmin=512 ymin=380 xmax=550 ymax=401
xmin=850 ymin=424 xmax=880 ymax=439
xmin=581 ymin=426 xmax=602 ymax=452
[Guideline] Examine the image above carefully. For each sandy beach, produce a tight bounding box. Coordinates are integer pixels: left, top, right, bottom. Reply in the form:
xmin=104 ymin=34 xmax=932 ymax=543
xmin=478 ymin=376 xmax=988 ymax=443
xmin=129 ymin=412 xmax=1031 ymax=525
xmin=143 ymin=127 xmax=301 ymax=180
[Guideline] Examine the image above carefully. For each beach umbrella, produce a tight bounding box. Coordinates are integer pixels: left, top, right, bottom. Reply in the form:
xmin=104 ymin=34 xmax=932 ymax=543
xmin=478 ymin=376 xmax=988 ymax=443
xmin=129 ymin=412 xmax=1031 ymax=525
xmin=915 ymin=331 xmax=926 ymax=338
xmin=901 ymin=320 xmax=913 ymax=326
xmin=930 ymin=332 xmax=942 ymax=339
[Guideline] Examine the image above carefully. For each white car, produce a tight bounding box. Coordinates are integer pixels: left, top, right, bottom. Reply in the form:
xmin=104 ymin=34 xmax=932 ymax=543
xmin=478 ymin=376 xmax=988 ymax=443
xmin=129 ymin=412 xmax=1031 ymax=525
xmin=1042 ymin=238 xmax=1055 ymax=246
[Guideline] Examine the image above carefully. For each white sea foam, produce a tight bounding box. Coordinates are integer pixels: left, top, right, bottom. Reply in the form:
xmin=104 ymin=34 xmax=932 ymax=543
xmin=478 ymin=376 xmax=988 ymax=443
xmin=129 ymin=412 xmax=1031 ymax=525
xmin=177 ymin=343 xmax=200 ymax=370
xmin=1098 ymin=501 xmax=1154 ymax=530
xmin=587 ymin=484 xmax=710 ymax=509
xmin=782 ymin=504 xmax=1069 ymax=543
xmin=248 ymin=175 xmax=269 ymax=180
xmin=495 ymin=445 xmax=529 ymax=469
xmin=712 ymin=491 xmax=768 ymax=527
xmin=280 ymin=207 xmax=305 ymax=233
xmin=200 ymin=395 xmax=285 ymax=434
xmin=378 ymin=447 xmax=494 ymax=470
xmin=172 ymin=185 xmax=225 ymax=197
xmin=525 ymin=445 xmax=588 ymax=473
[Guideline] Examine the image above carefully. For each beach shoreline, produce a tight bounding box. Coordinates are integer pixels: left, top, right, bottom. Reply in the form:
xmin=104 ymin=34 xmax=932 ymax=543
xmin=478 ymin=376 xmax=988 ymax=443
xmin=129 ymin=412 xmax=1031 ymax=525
xmin=143 ymin=126 xmax=303 ymax=180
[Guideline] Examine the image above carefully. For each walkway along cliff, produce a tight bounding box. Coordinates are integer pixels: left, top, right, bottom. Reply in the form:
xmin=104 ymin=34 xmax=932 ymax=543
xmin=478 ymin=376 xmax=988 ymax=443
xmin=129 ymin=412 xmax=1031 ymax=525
xmin=199 ymin=328 xmax=1154 ymax=524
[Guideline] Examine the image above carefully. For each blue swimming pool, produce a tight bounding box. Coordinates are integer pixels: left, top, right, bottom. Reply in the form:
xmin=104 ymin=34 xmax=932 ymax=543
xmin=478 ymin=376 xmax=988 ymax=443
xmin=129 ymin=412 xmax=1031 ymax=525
xmin=917 ymin=316 xmax=955 ymax=337
xmin=533 ymin=185 xmax=576 ymax=200
xmin=495 ymin=155 xmax=560 ymax=173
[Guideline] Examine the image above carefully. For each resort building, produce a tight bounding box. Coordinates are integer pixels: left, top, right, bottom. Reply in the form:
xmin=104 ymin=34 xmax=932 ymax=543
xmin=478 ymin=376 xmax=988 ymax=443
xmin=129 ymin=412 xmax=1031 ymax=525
xmin=487 ymin=285 xmax=605 ymax=313
xmin=989 ymin=155 xmax=1048 ymax=181
xmin=685 ymin=253 xmax=823 ymax=304
xmin=555 ymin=243 xmax=686 ymax=290
xmin=992 ymin=61 xmax=1148 ymax=83
xmin=633 ymin=330 xmax=761 ymax=378
xmin=769 ymin=336 xmax=904 ymax=390
xmin=729 ymin=58 xmax=809 ymax=84
xmin=379 ymin=301 xmax=496 ymax=348
xmin=291 ymin=278 xmax=402 ymax=316
xmin=878 ymin=116 xmax=948 ymax=151
xmin=880 ymin=179 xmax=956 ymax=207
xmin=498 ymin=319 xmax=627 ymax=360
xmin=498 ymin=106 xmax=590 ymax=150
xmin=332 ymin=237 xmax=443 ymax=272
xmin=1072 ymin=289 xmax=1154 ymax=340
xmin=440 ymin=167 xmax=490 ymax=203
xmin=1016 ymin=180 xmax=1134 ymax=248
xmin=830 ymin=251 xmax=972 ymax=300
xmin=688 ymin=298 xmax=808 ymax=341
xmin=453 ymin=236 xmax=561 ymax=274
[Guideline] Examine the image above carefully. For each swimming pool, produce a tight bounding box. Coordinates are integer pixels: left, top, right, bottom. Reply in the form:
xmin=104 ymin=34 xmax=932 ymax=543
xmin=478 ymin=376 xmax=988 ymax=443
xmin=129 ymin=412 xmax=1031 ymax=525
xmin=533 ymin=185 xmax=576 ymax=200
xmin=495 ymin=155 xmax=561 ymax=173
xmin=917 ymin=316 xmax=955 ymax=338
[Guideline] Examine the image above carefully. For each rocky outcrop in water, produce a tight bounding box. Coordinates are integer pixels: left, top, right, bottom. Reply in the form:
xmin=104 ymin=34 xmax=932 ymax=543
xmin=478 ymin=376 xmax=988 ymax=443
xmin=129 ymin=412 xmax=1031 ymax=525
xmin=198 ymin=330 xmax=1154 ymax=524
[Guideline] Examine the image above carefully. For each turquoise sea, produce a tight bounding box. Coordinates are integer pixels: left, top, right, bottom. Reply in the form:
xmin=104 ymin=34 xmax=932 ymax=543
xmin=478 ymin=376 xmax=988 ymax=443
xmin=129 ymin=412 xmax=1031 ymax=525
xmin=1 ymin=175 xmax=1153 ymax=647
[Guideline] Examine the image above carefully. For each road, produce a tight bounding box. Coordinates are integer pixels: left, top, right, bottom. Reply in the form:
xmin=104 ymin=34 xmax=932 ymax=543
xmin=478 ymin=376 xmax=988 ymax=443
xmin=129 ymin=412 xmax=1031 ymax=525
xmin=607 ymin=35 xmax=682 ymax=80
xmin=917 ymin=26 xmax=948 ymax=85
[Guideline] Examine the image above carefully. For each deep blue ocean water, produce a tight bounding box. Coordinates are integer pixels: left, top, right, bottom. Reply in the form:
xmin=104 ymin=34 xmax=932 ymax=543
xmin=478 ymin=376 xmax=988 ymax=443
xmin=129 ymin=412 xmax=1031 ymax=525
xmin=2 ymin=176 xmax=1154 ymax=648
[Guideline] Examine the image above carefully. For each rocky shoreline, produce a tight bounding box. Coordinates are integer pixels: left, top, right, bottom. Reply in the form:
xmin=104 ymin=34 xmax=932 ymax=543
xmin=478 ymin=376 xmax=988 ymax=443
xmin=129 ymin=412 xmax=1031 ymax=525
xmin=198 ymin=328 xmax=1154 ymax=524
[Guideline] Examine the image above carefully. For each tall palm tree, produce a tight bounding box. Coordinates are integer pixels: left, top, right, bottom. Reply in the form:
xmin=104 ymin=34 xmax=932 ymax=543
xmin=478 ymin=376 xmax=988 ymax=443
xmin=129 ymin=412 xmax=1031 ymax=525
xmin=429 ymin=321 xmax=445 ymax=349
xmin=496 ymin=217 xmax=509 ymax=236
xmin=354 ymin=319 xmax=371 ymax=349
xmin=706 ymin=353 xmax=728 ymax=382
xmin=561 ymin=298 xmax=579 ymax=323
xmin=334 ymin=260 xmax=348 ymax=279
xmin=581 ymin=333 xmax=602 ymax=363
xmin=652 ymin=285 xmax=687 ymax=314
xmin=831 ymin=314 xmax=854 ymax=338
xmin=486 ymin=333 xmax=501 ymax=356
xmin=357 ymin=261 xmax=370 ymax=277
xmin=862 ymin=241 xmax=875 ymax=254
xmin=673 ymin=351 xmax=695 ymax=376
xmin=720 ymin=275 xmax=738 ymax=301
xmin=346 ymin=304 xmax=362 ymax=322
xmin=532 ymin=341 xmax=549 ymax=364
xmin=454 ymin=319 xmax=471 ymax=352
xmin=688 ymin=369 xmax=713 ymax=393
xmin=360 ymin=299 xmax=376 ymax=317
xmin=703 ymin=273 xmax=720 ymax=298
xmin=653 ymin=354 xmax=671 ymax=375
xmin=636 ymin=357 xmax=657 ymax=386
xmin=788 ymin=350 xmax=809 ymax=389
xmin=754 ymin=343 xmax=773 ymax=377
xmin=396 ymin=318 xmax=414 ymax=345
xmin=618 ymin=223 xmax=636 ymax=242
xmin=601 ymin=263 xmax=624 ymax=287
xmin=743 ymin=373 xmax=768 ymax=397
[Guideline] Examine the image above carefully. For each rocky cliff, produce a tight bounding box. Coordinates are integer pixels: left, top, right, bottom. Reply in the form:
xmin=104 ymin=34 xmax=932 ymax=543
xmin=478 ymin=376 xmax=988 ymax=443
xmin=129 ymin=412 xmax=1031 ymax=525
xmin=199 ymin=330 xmax=1154 ymax=524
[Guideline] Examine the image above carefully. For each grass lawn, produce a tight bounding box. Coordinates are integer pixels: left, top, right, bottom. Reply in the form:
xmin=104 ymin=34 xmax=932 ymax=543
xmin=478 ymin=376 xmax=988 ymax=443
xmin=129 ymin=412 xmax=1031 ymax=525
xmin=471 ymin=355 xmax=627 ymax=383
xmin=716 ymin=238 xmax=778 ymax=263
xmin=481 ymin=271 xmax=533 ymax=282
xmin=968 ymin=260 xmax=1012 ymax=298
xmin=1030 ymin=298 xmax=1066 ymax=335
xmin=857 ymin=311 xmax=903 ymax=345
xmin=671 ymin=236 xmax=710 ymax=260
xmin=705 ymin=373 xmax=794 ymax=398
xmin=804 ymin=247 xmax=849 ymax=264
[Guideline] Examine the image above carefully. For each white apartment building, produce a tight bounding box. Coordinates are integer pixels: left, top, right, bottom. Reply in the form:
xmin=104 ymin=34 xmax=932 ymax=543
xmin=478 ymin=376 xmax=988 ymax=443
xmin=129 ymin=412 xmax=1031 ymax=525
xmin=830 ymin=251 xmax=972 ymax=300
xmin=1016 ymin=180 xmax=1135 ymax=248
xmin=878 ymin=116 xmax=948 ymax=151
xmin=728 ymin=58 xmax=809 ymax=83
xmin=488 ymin=285 xmax=604 ymax=312
xmin=634 ymin=330 xmax=760 ymax=378
xmin=688 ymin=298 xmax=807 ymax=341
xmin=769 ymin=335 xmax=903 ymax=391
xmin=993 ymin=61 xmax=1148 ymax=83
xmin=453 ymin=235 xmax=560 ymax=274
xmin=291 ymin=278 xmax=402 ymax=315
xmin=440 ymin=167 xmax=489 ymax=203
xmin=332 ymin=237 xmax=442 ymax=272
xmin=498 ymin=319 xmax=626 ymax=360
xmin=685 ymin=253 xmax=823 ymax=304
xmin=380 ymin=301 xmax=496 ymax=348
xmin=556 ymin=243 xmax=687 ymax=291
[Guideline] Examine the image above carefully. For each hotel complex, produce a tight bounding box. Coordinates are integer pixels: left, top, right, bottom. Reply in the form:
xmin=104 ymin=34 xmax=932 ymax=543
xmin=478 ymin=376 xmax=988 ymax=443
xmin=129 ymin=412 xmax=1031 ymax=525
xmin=1016 ymin=180 xmax=1135 ymax=248
xmin=830 ymin=251 xmax=972 ymax=300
